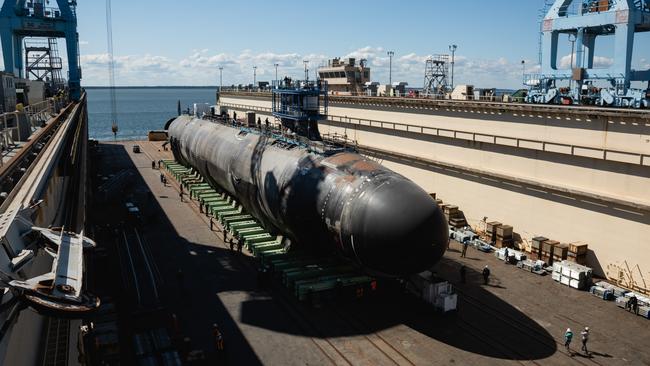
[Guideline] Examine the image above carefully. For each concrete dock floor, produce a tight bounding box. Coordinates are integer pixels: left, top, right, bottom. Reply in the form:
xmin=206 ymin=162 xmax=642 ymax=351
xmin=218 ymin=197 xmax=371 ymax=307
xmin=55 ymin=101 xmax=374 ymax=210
xmin=87 ymin=140 xmax=650 ymax=366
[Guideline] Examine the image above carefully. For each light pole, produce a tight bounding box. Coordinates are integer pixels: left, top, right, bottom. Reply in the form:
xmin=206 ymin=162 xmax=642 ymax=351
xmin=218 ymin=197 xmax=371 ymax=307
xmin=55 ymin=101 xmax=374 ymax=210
xmin=449 ymin=44 xmax=457 ymax=91
xmin=274 ymin=63 xmax=279 ymax=84
xmin=521 ymin=60 xmax=525 ymax=86
xmin=303 ymin=60 xmax=309 ymax=81
xmin=218 ymin=66 xmax=223 ymax=92
xmin=387 ymin=50 xmax=394 ymax=85
xmin=253 ymin=66 xmax=257 ymax=89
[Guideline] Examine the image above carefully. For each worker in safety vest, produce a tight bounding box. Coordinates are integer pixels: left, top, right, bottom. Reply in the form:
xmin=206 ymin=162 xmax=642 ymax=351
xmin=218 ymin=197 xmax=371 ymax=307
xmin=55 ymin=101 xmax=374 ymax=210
xmin=564 ymin=328 xmax=573 ymax=353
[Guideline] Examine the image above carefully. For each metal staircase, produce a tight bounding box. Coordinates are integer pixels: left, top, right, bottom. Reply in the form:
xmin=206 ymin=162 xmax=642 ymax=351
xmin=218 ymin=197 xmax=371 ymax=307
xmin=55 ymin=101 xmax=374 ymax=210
xmin=24 ymin=37 xmax=66 ymax=94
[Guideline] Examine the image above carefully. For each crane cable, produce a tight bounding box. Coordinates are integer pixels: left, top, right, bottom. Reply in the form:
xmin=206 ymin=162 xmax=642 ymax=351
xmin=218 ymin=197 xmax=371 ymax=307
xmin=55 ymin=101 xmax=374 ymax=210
xmin=106 ymin=0 xmax=118 ymax=139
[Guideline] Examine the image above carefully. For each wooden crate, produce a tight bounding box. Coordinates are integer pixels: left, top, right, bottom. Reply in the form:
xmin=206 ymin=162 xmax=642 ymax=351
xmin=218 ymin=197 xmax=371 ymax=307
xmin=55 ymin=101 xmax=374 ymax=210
xmin=567 ymin=254 xmax=587 ymax=265
xmin=486 ymin=222 xmax=502 ymax=235
xmin=449 ymin=218 xmax=466 ymax=228
xmin=554 ymin=243 xmax=569 ymax=260
xmin=443 ymin=205 xmax=458 ymax=215
xmin=495 ymin=238 xmax=513 ymax=249
xmin=569 ymin=243 xmax=588 ymax=256
xmin=532 ymin=236 xmax=548 ymax=250
xmin=496 ymin=225 xmax=513 ymax=238
xmin=528 ymin=246 xmax=542 ymax=257
xmin=542 ymin=240 xmax=559 ymax=254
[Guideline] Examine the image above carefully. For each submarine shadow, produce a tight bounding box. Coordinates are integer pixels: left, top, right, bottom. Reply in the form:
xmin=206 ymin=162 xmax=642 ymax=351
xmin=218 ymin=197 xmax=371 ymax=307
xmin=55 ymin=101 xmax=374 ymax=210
xmin=92 ymin=142 xmax=264 ymax=365
xmin=238 ymin=262 xmax=556 ymax=361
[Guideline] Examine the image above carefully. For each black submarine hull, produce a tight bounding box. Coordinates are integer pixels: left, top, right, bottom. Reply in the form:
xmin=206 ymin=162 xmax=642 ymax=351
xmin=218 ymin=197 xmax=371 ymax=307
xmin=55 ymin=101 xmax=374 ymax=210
xmin=168 ymin=116 xmax=448 ymax=276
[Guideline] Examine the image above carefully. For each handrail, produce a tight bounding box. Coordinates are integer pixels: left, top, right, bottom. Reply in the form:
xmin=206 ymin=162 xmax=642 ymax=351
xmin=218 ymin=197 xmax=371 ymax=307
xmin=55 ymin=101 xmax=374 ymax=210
xmin=219 ymin=101 xmax=649 ymax=166
xmin=220 ymin=90 xmax=650 ymax=118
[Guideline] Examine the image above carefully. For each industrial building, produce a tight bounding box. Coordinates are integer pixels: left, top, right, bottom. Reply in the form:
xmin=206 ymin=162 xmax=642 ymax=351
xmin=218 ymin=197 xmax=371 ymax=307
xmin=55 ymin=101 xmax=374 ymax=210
xmin=317 ymin=57 xmax=371 ymax=95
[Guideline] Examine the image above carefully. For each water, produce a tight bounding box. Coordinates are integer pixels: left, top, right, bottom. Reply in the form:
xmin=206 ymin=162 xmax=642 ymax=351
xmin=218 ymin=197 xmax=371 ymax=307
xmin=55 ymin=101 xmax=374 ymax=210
xmin=86 ymin=88 xmax=217 ymax=141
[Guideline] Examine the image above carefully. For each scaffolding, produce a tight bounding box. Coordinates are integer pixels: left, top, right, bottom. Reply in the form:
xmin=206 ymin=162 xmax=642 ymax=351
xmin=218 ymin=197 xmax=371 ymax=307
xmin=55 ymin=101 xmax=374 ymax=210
xmin=423 ymin=55 xmax=449 ymax=97
xmin=24 ymin=37 xmax=66 ymax=94
xmin=1 ymin=0 xmax=82 ymax=100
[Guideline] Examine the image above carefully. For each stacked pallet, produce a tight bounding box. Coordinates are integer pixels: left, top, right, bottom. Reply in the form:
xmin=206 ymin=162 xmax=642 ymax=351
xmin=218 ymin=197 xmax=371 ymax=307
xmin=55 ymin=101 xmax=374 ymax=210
xmin=568 ymin=243 xmax=588 ymax=265
xmin=553 ymin=243 xmax=569 ymax=263
xmin=495 ymin=224 xmax=513 ymax=248
xmin=590 ymin=281 xmax=628 ymax=301
xmin=407 ymin=272 xmax=457 ymax=312
xmin=551 ymin=260 xmax=593 ymax=290
xmin=442 ymin=205 xmax=466 ymax=228
xmin=541 ymin=239 xmax=559 ymax=265
xmin=530 ymin=236 xmax=547 ymax=260
xmin=486 ymin=221 xmax=501 ymax=244
xmin=495 ymin=247 xmax=526 ymax=263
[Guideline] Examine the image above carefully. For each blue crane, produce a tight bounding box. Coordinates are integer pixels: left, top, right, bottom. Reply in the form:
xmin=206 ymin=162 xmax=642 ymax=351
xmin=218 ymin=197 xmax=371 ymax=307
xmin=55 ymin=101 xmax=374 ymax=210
xmin=527 ymin=0 xmax=650 ymax=108
xmin=0 ymin=0 xmax=82 ymax=100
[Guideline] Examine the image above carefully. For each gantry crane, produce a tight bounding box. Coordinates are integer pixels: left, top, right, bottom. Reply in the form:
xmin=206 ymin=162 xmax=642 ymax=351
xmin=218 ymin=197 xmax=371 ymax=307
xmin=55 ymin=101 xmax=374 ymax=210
xmin=0 ymin=0 xmax=82 ymax=100
xmin=526 ymin=0 xmax=650 ymax=108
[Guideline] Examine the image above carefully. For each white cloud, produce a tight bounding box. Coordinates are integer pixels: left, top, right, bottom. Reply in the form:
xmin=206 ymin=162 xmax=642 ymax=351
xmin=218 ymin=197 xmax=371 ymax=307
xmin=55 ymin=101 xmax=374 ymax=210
xmin=558 ymin=53 xmax=613 ymax=69
xmin=76 ymin=47 xmax=544 ymax=89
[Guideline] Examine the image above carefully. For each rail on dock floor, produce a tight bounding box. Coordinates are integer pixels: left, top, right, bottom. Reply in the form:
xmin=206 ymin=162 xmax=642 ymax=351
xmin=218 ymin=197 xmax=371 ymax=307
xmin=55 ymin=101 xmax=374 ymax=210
xmin=162 ymin=160 xmax=377 ymax=303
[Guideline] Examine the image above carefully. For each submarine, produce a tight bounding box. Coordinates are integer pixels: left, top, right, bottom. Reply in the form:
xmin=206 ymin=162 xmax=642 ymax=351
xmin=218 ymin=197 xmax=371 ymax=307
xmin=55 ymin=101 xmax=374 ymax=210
xmin=167 ymin=82 xmax=448 ymax=277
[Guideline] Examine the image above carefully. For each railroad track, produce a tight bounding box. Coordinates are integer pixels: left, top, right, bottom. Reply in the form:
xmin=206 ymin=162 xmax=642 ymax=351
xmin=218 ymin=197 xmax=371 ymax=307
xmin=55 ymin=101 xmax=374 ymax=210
xmin=118 ymin=227 xmax=161 ymax=309
xmin=325 ymin=304 xmax=416 ymax=366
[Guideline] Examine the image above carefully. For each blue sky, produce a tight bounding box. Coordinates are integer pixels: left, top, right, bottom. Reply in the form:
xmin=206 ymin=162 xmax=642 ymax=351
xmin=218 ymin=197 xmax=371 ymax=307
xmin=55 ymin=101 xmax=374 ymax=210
xmin=3 ymin=0 xmax=649 ymax=88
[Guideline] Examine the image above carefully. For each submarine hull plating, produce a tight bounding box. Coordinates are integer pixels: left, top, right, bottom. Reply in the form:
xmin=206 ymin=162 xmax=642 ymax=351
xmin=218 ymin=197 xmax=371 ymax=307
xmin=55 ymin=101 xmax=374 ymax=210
xmin=168 ymin=116 xmax=448 ymax=276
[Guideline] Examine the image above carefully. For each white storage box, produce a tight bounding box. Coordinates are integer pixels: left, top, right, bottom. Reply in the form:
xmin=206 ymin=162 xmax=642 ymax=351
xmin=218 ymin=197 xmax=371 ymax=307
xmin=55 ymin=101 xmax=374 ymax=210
xmin=560 ymin=276 xmax=571 ymax=286
xmin=552 ymin=271 xmax=561 ymax=281
xmin=569 ymin=279 xmax=585 ymax=289
xmin=570 ymin=269 xmax=584 ymax=280
xmin=434 ymin=293 xmax=458 ymax=312
xmin=561 ymin=266 xmax=571 ymax=277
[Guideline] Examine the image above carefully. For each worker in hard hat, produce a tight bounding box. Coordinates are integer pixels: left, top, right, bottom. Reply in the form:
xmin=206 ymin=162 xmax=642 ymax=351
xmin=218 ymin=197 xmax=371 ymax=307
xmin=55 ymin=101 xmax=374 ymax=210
xmin=564 ymin=328 xmax=573 ymax=353
xmin=580 ymin=327 xmax=590 ymax=355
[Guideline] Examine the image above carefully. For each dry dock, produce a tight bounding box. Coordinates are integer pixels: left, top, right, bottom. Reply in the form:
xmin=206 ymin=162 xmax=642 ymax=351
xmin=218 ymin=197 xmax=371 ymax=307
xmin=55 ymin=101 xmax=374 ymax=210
xmin=218 ymin=92 xmax=650 ymax=282
xmin=87 ymin=139 xmax=650 ymax=366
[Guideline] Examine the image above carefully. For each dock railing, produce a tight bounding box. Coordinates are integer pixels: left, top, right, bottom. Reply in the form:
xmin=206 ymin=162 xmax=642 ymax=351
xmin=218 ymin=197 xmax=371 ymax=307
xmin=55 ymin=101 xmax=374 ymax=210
xmin=220 ymin=87 xmax=528 ymax=103
xmin=0 ymin=94 xmax=69 ymax=162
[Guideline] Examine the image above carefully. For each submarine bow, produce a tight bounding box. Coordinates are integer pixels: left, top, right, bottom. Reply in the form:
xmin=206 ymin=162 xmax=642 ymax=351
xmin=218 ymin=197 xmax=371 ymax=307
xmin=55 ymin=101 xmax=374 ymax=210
xmin=168 ymin=116 xmax=448 ymax=276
